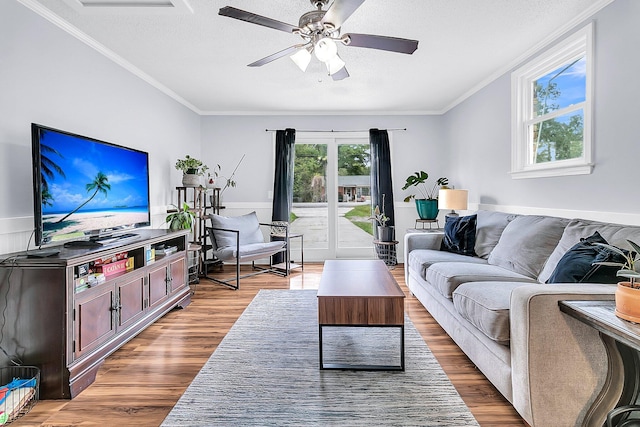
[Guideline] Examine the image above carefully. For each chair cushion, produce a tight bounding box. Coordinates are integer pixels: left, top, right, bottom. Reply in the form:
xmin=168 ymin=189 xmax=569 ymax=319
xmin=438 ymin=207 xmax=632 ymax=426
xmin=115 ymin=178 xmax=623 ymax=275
xmin=474 ymin=210 xmax=520 ymax=259
xmin=215 ymin=241 xmax=286 ymax=262
xmin=209 ymin=212 xmax=264 ymax=248
xmin=440 ymin=214 xmax=477 ymax=256
xmin=408 ymin=249 xmax=486 ymax=280
xmin=487 ymin=215 xmax=570 ymax=279
xmin=453 ymin=281 xmax=532 ymax=345
xmin=425 ymin=262 xmax=537 ymax=299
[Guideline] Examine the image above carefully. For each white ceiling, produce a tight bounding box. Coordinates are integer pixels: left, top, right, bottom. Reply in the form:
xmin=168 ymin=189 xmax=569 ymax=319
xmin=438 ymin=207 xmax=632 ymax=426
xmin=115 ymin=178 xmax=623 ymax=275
xmin=23 ymin=0 xmax=611 ymax=115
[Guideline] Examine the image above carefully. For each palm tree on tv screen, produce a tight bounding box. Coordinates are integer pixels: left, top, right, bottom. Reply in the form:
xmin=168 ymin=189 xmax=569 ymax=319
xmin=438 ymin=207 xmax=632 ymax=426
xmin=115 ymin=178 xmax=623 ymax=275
xmin=56 ymin=172 xmax=111 ymax=223
xmin=40 ymin=143 xmax=65 ymax=207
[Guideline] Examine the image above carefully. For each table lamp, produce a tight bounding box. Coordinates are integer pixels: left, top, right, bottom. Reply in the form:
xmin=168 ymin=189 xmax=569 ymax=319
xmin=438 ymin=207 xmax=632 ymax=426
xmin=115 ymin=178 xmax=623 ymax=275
xmin=438 ymin=189 xmax=468 ymax=218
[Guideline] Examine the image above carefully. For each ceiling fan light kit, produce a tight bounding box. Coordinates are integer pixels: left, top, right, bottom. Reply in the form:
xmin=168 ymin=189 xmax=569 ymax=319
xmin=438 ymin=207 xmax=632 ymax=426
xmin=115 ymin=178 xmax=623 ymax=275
xmin=219 ymin=0 xmax=419 ymax=80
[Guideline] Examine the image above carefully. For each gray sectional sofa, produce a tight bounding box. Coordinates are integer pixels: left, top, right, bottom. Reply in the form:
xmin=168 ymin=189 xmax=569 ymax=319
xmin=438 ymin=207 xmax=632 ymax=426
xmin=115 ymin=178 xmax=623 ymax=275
xmin=404 ymin=210 xmax=640 ymax=427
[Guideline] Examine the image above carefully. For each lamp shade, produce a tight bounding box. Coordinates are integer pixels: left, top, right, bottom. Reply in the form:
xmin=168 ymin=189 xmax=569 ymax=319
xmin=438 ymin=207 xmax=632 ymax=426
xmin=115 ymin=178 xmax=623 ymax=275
xmin=290 ymin=48 xmax=312 ymax=72
xmin=314 ymin=38 xmax=338 ymax=62
xmin=438 ymin=189 xmax=468 ymax=210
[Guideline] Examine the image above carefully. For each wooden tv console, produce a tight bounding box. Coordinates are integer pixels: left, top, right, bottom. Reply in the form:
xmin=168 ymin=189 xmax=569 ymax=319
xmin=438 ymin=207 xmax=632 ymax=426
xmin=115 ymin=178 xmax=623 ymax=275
xmin=0 ymin=229 xmax=191 ymax=399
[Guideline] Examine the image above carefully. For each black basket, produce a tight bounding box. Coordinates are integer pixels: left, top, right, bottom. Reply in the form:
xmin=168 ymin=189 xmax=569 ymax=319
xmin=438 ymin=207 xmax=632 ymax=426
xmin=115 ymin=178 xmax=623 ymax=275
xmin=0 ymin=366 xmax=40 ymax=424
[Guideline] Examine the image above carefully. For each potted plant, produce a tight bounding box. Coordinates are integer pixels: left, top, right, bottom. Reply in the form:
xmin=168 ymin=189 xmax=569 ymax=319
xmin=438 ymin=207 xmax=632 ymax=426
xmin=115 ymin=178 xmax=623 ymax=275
xmin=369 ymin=194 xmax=392 ymax=241
xmin=165 ymin=202 xmax=196 ymax=231
xmin=402 ymin=171 xmax=449 ymax=220
xmin=175 ymin=155 xmax=209 ymax=187
xmin=595 ymin=239 xmax=640 ymax=322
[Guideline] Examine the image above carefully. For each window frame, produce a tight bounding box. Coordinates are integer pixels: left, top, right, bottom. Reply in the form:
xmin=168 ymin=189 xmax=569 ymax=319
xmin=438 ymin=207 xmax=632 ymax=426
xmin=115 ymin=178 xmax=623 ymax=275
xmin=511 ymin=23 xmax=593 ymax=179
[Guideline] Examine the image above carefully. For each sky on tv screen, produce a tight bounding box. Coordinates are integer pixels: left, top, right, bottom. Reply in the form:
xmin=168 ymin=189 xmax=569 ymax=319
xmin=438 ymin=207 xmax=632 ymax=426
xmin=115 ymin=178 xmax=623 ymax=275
xmin=40 ymin=129 xmax=149 ymax=215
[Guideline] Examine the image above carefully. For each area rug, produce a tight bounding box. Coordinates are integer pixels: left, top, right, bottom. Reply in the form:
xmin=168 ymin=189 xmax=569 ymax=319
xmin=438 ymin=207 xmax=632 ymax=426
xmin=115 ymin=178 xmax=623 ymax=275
xmin=161 ymin=290 xmax=479 ymax=426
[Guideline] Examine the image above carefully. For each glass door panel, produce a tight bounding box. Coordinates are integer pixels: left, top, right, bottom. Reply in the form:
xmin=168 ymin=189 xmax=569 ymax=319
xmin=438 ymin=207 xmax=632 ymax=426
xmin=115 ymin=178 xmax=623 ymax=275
xmin=291 ymin=143 xmax=331 ymax=260
xmin=336 ymin=142 xmax=373 ymax=258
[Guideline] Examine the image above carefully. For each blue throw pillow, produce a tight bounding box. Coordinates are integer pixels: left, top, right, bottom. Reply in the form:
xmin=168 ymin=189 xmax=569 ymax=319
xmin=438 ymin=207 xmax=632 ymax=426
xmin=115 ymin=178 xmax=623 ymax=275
xmin=440 ymin=214 xmax=477 ymax=256
xmin=546 ymin=231 xmax=625 ymax=284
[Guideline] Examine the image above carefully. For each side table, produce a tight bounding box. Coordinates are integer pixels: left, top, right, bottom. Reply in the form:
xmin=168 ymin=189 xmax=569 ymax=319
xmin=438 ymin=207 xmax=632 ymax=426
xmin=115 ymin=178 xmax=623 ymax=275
xmin=373 ymin=240 xmax=398 ymax=268
xmin=271 ymin=232 xmax=304 ymax=275
xmin=559 ymin=300 xmax=640 ymax=427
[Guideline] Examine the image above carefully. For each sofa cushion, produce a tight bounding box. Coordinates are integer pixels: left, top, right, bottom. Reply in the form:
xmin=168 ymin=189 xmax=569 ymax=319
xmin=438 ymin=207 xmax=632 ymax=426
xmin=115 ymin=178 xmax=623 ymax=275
xmin=441 ymin=214 xmax=477 ymax=256
xmin=474 ymin=210 xmax=520 ymax=259
xmin=408 ymin=249 xmax=486 ymax=280
xmin=546 ymin=231 xmax=623 ymax=284
xmin=453 ymin=281 xmax=532 ymax=345
xmin=488 ymin=215 xmax=570 ymax=279
xmin=425 ymin=262 xmax=537 ymax=299
xmin=209 ymin=211 xmax=264 ymax=249
xmin=539 ymin=218 xmax=640 ymax=283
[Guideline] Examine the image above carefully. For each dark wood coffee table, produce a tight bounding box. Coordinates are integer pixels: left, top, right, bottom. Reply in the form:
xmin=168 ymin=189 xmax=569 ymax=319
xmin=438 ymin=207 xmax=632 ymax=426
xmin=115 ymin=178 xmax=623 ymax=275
xmin=317 ymin=259 xmax=406 ymax=370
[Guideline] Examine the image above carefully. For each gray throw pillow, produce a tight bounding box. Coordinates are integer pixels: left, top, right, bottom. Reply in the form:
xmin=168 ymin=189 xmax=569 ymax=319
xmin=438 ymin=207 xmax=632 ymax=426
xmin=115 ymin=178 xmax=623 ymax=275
xmin=474 ymin=210 xmax=520 ymax=259
xmin=209 ymin=211 xmax=264 ymax=248
xmin=487 ymin=215 xmax=570 ymax=279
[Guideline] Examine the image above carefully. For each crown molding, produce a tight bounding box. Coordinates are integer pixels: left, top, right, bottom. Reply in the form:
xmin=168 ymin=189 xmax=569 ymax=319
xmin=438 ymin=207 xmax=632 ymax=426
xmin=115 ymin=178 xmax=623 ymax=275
xmin=17 ymin=0 xmax=204 ymax=115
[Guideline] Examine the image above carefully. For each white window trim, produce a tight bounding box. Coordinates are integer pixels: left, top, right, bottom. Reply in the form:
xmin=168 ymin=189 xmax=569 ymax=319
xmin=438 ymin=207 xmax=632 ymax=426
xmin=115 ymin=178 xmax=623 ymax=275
xmin=511 ymin=23 xmax=593 ymax=179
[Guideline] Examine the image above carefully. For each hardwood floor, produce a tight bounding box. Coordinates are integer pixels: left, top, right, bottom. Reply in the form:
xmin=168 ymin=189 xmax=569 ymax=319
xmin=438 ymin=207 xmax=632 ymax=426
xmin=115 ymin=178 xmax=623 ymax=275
xmin=16 ymin=263 xmax=526 ymax=426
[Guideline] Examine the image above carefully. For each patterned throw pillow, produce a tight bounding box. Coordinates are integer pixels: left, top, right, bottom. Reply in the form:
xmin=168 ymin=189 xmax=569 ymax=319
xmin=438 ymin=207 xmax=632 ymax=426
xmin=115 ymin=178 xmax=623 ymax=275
xmin=546 ymin=231 xmax=625 ymax=284
xmin=440 ymin=214 xmax=477 ymax=256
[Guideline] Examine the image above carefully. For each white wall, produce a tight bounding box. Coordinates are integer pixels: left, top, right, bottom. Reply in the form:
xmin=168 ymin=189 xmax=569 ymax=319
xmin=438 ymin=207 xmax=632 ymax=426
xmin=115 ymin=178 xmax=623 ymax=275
xmin=443 ymin=0 xmax=640 ymax=224
xmin=201 ymin=115 xmax=447 ymax=203
xmin=0 ymin=1 xmax=201 ymax=254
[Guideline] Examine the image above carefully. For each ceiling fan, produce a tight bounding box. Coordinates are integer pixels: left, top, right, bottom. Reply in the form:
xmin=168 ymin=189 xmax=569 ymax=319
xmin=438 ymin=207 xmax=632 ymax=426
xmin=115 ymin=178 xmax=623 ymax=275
xmin=218 ymin=0 xmax=419 ymax=81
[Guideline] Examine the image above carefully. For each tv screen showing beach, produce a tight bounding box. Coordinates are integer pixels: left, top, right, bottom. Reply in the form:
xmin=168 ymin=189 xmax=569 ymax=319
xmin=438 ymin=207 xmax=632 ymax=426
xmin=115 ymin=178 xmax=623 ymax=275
xmin=33 ymin=125 xmax=150 ymax=245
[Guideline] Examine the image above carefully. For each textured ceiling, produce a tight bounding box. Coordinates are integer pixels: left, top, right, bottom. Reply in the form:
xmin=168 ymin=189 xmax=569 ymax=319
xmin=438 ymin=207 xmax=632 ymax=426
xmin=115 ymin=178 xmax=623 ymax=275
xmin=24 ymin=0 xmax=611 ymax=114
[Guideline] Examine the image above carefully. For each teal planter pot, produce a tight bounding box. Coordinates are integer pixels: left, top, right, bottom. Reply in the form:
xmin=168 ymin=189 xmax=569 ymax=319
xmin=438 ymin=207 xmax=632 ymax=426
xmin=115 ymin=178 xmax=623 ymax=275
xmin=415 ymin=199 xmax=438 ymax=220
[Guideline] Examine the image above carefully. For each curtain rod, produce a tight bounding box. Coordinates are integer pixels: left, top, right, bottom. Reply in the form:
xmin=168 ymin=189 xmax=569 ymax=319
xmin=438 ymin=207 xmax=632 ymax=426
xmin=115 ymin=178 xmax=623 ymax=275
xmin=265 ymin=128 xmax=407 ymax=132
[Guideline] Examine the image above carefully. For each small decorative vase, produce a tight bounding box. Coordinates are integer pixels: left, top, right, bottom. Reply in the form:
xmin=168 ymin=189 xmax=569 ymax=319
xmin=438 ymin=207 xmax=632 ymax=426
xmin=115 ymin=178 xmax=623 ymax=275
xmin=182 ymin=172 xmax=200 ymax=187
xmin=615 ymin=281 xmax=640 ymax=323
xmin=415 ymin=199 xmax=438 ymax=220
xmin=377 ymin=226 xmax=394 ymax=242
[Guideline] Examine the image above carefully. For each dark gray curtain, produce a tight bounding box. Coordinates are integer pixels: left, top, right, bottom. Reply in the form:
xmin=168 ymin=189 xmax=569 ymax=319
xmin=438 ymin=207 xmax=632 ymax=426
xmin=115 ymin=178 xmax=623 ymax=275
xmin=370 ymin=129 xmax=395 ymax=233
xmin=271 ymin=128 xmax=296 ymax=263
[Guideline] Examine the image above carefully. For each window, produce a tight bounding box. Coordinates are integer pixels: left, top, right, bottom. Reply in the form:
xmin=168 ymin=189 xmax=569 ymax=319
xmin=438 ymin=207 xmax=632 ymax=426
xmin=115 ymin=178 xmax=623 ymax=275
xmin=511 ymin=23 xmax=593 ymax=179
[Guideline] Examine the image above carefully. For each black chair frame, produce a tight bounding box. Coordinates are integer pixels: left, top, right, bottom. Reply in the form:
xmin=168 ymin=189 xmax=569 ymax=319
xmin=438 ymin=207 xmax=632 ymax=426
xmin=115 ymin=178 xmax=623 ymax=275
xmin=204 ymin=222 xmax=289 ymax=290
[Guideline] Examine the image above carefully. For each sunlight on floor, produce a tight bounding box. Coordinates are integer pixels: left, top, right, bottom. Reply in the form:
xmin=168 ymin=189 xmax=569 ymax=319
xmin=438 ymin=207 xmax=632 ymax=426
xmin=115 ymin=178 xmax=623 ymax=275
xmin=288 ymin=270 xmax=321 ymax=290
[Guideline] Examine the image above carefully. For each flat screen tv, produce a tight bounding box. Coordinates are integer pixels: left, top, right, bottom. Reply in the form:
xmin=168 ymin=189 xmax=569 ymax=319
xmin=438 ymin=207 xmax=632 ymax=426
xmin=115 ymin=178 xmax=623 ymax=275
xmin=31 ymin=123 xmax=151 ymax=248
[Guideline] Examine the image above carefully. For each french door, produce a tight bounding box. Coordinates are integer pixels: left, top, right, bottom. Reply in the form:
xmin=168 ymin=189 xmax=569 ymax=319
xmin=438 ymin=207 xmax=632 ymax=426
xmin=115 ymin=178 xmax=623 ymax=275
xmin=291 ymin=132 xmax=374 ymax=261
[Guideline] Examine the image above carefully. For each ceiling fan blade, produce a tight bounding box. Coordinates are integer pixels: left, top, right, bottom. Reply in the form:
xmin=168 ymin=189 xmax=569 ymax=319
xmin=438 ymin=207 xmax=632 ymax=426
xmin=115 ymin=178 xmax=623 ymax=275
xmin=332 ymin=66 xmax=350 ymax=81
xmin=219 ymin=6 xmax=298 ymax=34
xmin=321 ymin=0 xmax=366 ymax=29
xmin=343 ymin=33 xmax=418 ymax=54
xmin=248 ymin=45 xmax=302 ymax=67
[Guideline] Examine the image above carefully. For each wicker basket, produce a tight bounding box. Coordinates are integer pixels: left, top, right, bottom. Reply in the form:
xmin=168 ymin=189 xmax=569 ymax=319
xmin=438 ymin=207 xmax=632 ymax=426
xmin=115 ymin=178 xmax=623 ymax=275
xmin=0 ymin=366 xmax=40 ymax=424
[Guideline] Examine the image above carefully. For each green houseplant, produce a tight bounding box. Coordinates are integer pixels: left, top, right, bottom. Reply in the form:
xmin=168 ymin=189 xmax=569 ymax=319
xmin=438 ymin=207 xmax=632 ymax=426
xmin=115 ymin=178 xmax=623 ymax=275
xmin=595 ymin=239 xmax=640 ymax=322
xmin=402 ymin=171 xmax=449 ymax=220
xmin=165 ymin=202 xmax=196 ymax=231
xmin=369 ymin=194 xmax=392 ymax=241
xmin=175 ymin=155 xmax=209 ymax=187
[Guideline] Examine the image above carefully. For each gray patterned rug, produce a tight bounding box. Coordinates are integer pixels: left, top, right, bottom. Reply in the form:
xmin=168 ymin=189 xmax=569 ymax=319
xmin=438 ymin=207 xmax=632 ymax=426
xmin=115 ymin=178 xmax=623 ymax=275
xmin=162 ymin=289 xmax=479 ymax=426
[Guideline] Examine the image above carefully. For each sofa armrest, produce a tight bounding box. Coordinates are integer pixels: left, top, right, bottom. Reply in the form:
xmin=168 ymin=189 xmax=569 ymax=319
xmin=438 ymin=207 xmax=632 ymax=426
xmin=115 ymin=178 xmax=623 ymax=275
xmin=403 ymin=232 xmax=444 ymax=284
xmin=510 ymin=283 xmax=616 ymax=426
